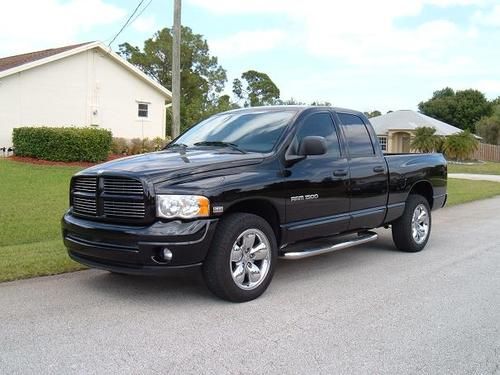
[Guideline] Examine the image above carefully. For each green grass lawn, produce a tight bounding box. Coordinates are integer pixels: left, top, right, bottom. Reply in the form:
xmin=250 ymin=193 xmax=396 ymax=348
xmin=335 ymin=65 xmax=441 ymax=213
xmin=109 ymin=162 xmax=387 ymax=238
xmin=448 ymin=161 xmax=500 ymax=175
xmin=1 ymin=159 xmax=500 ymax=283
xmin=447 ymin=178 xmax=500 ymax=206
xmin=0 ymin=159 xmax=85 ymax=282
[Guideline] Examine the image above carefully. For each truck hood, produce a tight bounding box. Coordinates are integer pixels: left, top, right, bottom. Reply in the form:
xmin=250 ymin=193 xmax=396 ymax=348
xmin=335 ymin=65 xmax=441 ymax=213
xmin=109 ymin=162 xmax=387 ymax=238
xmin=78 ymin=149 xmax=265 ymax=183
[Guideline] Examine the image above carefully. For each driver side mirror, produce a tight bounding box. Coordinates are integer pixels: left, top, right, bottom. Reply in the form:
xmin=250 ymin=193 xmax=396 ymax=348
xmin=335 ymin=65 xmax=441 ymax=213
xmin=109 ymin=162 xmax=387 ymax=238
xmin=298 ymin=136 xmax=327 ymax=156
xmin=285 ymin=136 xmax=327 ymax=166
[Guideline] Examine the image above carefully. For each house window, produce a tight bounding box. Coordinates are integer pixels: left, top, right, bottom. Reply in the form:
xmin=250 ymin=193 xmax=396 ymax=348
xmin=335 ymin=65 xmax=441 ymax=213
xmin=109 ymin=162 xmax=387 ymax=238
xmin=378 ymin=136 xmax=387 ymax=151
xmin=137 ymin=102 xmax=149 ymax=119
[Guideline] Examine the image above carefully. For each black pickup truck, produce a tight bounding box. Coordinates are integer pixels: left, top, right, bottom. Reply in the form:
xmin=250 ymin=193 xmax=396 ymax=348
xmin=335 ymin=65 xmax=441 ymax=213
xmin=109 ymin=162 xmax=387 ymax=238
xmin=62 ymin=106 xmax=447 ymax=302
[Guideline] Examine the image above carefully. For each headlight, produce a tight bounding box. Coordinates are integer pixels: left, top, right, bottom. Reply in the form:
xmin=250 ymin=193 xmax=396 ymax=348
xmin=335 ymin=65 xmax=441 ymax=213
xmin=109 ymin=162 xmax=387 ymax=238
xmin=156 ymin=195 xmax=210 ymax=219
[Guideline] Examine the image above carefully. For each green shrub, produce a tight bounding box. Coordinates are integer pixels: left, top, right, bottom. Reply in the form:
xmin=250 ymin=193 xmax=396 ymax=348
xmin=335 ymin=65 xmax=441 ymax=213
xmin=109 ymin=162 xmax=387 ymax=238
xmin=129 ymin=138 xmax=143 ymax=155
xmin=12 ymin=126 xmax=112 ymax=162
xmin=444 ymin=130 xmax=479 ymax=161
xmin=111 ymin=137 xmax=129 ymax=154
xmin=411 ymin=126 xmax=440 ymax=152
xmin=110 ymin=136 xmax=172 ymax=155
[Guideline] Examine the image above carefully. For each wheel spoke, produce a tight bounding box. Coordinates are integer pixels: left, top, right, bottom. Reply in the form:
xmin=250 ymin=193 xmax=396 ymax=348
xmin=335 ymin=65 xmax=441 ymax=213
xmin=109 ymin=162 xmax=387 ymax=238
xmin=229 ymin=228 xmax=272 ymax=290
xmin=250 ymin=242 xmax=268 ymax=260
xmin=411 ymin=204 xmax=429 ymax=244
xmin=232 ymin=264 xmax=245 ymax=284
xmin=247 ymin=263 xmax=261 ymax=283
xmin=231 ymin=245 xmax=243 ymax=262
xmin=242 ymin=233 xmax=256 ymax=250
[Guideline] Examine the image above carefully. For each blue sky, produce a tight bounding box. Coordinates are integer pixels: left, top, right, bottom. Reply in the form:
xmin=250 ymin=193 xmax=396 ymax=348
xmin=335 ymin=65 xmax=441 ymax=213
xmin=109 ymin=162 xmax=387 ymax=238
xmin=1 ymin=0 xmax=500 ymax=112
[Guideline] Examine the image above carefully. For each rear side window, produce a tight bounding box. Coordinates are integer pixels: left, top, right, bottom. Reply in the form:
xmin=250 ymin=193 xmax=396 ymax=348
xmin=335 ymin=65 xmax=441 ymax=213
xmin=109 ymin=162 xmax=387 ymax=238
xmin=296 ymin=112 xmax=341 ymax=158
xmin=338 ymin=113 xmax=375 ymax=157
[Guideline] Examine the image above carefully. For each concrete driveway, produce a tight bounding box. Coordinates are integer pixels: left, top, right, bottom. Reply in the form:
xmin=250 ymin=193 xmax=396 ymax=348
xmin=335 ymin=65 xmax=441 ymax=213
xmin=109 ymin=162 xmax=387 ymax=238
xmin=449 ymin=173 xmax=500 ymax=182
xmin=1 ymin=197 xmax=500 ymax=374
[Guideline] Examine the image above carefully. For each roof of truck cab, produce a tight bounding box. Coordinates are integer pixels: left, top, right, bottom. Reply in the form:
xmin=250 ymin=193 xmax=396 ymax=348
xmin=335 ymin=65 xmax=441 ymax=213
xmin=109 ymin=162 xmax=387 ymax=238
xmin=223 ymin=105 xmax=365 ymax=117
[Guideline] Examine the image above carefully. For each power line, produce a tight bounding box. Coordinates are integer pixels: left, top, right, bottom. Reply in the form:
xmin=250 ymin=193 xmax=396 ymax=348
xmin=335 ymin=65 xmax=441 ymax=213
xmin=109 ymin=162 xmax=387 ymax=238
xmin=129 ymin=0 xmax=153 ymax=28
xmin=108 ymin=0 xmax=145 ymax=47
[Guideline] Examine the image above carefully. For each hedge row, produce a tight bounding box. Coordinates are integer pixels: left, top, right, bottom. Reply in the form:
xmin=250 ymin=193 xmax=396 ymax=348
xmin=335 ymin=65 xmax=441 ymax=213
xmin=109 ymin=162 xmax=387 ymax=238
xmin=12 ymin=127 xmax=112 ymax=162
xmin=111 ymin=136 xmax=171 ymax=155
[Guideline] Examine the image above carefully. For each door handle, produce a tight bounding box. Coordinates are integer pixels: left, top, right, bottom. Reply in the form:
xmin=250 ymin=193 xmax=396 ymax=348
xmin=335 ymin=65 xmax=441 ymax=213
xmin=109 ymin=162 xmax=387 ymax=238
xmin=333 ymin=169 xmax=348 ymax=177
xmin=373 ymin=166 xmax=385 ymax=173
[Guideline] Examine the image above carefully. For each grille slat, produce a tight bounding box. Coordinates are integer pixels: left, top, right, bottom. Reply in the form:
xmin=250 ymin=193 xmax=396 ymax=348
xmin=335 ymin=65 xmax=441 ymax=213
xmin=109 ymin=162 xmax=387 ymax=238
xmin=103 ymin=200 xmax=146 ymax=218
xmin=73 ymin=177 xmax=97 ymax=193
xmin=72 ymin=176 xmax=146 ymax=220
xmin=103 ymin=178 xmax=144 ymax=196
xmin=73 ymin=196 xmax=97 ymax=215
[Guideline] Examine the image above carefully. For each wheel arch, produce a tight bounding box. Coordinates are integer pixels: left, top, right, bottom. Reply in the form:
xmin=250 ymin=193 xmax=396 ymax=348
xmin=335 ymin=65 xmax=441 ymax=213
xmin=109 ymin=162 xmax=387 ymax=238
xmin=408 ymin=180 xmax=434 ymax=208
xmin=223 ymin=199 xmax=282 ymax=246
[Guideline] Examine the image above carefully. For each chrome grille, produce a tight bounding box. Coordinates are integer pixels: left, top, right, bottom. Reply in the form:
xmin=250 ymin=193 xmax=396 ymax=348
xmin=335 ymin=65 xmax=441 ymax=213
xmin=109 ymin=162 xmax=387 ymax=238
xmin=103 ymin=177 xmax=144 ymax=195
xmin=73 ymin=196 xmax=97 ymax=216
xmin=72 ymin=176 xmax=147 ymax=220
xmin=103 ymin=200 xmax=145 ymax=218
xmin=73 ymin=176 xmax=97 ymax=193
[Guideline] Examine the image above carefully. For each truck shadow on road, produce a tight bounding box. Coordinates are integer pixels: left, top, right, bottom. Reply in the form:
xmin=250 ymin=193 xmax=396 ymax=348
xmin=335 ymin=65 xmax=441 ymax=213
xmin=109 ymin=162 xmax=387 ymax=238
xmin=79 ymin=230 xmax=397 ymax=303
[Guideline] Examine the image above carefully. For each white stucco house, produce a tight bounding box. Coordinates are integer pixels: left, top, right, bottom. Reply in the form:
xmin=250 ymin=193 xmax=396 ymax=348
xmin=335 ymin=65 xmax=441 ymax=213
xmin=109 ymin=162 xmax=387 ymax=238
xmin=0 ymin=41 xmax=171 ymax=149
xmin=370 ymin=110 xmax=463 ymax=153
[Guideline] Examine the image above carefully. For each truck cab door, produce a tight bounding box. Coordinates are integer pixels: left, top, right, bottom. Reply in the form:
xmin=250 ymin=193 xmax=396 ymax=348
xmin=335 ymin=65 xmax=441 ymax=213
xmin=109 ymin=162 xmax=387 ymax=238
xmin=283 ymin=111 xmax=350 ymax=243
xmin=336 ymin=112 xmax=389 ymax=230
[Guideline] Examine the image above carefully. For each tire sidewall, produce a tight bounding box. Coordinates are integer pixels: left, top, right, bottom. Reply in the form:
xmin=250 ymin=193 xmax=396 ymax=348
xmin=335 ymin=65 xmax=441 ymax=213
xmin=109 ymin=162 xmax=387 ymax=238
xmin=204 ymin=213 xmax=278 ymax=302
xmin=406 ymin=195 xmax=432 ymax=251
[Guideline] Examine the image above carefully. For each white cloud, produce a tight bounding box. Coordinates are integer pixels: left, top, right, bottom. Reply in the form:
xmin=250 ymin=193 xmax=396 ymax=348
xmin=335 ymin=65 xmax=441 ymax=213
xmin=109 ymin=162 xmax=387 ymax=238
xmin=131 ymin=15 xmax=157 ymax=34
xmin=0 ymin=0 xmax=125 ymax=56
xmin=476 ymin=80 xmax=500 ymax=95
xmin=210 ymin=30 xmax=286 ymax=58
xmin=472 ymin=5 xmax=500 ymax=26
xmin=187 ymin=0 xmax=490 ymax=15
xmin=188 ymin=0 xmax=479 ymax=72
xmin=188 ymin=0 xmax=500 ymax=109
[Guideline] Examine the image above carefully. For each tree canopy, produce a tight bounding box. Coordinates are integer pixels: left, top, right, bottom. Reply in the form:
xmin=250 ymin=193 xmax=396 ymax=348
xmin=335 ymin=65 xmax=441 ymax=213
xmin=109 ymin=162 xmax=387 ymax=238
xmin=118 ymin=27 xmax=228 ymax=132
xmin=476 ymin=105 xmax=500 ymax=145
xmin=233 ymin=70 xmax=280 ymax=107
xmin=418 ymin=88 xmax=492 ymax=132
xmin=364 ymin=110 xmax=382 ymax=118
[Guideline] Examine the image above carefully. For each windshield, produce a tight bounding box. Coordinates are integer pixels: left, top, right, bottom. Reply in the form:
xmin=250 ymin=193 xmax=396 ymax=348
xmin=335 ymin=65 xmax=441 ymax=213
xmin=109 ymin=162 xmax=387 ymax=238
xmin=168 ymin=110 xmax=297 ymax=153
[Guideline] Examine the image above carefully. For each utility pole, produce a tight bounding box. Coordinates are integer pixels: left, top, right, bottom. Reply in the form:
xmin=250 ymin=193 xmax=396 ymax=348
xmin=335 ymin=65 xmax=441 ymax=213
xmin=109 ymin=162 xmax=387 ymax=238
xmin=172 ymin=0 xmax=181 ymax=138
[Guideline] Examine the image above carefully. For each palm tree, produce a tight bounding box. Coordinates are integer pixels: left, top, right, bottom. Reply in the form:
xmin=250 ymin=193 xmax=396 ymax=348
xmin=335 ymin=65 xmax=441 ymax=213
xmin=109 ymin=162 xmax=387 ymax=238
xmin=444 ymin=130 xmax=479 ymax=161
xmin=411 ymin=127 xmax=439 ymax=152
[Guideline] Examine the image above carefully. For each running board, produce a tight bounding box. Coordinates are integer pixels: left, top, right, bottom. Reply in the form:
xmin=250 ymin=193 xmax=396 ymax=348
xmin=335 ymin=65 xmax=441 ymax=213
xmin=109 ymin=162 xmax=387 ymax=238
xmin=279 ymin=231 xmax=378 ymax=260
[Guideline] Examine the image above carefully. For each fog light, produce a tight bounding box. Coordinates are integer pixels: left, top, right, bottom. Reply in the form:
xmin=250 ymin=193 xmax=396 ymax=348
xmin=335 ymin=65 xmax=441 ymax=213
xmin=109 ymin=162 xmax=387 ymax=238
xmin=162 ymin=248 xmax=173 ymax=262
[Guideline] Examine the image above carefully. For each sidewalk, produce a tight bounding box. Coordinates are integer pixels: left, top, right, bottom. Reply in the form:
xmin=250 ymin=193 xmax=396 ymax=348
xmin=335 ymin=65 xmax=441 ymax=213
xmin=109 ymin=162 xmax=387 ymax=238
xmin=449 ymin=173 xmax=500 ymax=182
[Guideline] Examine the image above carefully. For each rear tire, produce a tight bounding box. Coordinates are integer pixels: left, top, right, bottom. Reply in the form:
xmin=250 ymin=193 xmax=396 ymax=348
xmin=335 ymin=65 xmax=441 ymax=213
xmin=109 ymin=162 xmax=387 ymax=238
xmin=203 ymin=213 xmax=277 ymax=302
xmin=392 ymin=194 xmax=431 ymax=252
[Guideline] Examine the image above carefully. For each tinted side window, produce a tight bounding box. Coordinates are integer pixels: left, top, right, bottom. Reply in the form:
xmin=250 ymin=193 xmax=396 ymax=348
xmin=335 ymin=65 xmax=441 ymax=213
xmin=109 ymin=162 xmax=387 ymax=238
xmin=296 ymin=113 xmax=340 ymax=157
xmin=338 ymin=113 xmax=375 ymax=157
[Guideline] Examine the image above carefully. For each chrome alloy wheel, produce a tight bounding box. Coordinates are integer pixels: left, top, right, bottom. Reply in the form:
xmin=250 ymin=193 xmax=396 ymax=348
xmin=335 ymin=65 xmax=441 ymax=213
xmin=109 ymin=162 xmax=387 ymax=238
xmin=411 ymin=203 xmax=430 ymax=244
xmin=229 ymin=228 xmax=271 ymax=290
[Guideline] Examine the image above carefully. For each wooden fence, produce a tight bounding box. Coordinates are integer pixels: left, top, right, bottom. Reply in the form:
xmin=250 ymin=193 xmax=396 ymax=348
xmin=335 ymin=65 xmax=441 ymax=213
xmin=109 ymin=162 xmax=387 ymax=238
xmin=471 ymin=143 xmax=500 ymax=162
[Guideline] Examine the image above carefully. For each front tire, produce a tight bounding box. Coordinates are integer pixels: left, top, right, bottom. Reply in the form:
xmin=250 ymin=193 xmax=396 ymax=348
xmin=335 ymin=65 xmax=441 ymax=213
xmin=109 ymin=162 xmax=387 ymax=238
xmin=392 ymin=194 xmax=431 ymax=252
xmin=203 ymin=213 xmax=277 ymax=302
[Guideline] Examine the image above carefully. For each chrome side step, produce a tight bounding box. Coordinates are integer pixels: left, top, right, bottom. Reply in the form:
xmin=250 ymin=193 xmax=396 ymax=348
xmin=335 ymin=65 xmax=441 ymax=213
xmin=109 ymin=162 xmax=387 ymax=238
xmin=279 ymin=231 xmax=378 ymax=260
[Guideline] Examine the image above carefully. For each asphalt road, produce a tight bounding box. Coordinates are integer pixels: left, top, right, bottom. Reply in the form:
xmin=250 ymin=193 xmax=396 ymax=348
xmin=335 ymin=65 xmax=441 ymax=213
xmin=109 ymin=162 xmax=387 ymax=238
xmin=1 ymin=197 xmax=500 ymax=375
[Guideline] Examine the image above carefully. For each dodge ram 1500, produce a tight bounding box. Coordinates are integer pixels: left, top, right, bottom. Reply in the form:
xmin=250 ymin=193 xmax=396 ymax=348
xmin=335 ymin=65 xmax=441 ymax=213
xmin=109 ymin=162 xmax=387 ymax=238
xmin=62 ymin=106 xmax=447 ymax=302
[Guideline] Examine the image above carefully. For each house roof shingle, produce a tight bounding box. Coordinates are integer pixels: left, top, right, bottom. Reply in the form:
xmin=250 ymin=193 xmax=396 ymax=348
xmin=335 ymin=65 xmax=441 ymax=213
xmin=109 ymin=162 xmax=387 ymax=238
xmin=370 ymin=110 xmax=462 ymax=136
xmin=0 ymin=42 xmax=93 ymax=73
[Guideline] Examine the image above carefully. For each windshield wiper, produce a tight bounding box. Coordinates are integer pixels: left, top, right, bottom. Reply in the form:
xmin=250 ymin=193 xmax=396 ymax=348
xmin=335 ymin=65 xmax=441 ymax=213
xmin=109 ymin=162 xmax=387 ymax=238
xmin=193 ymin=141 xmax=247 ymax=154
